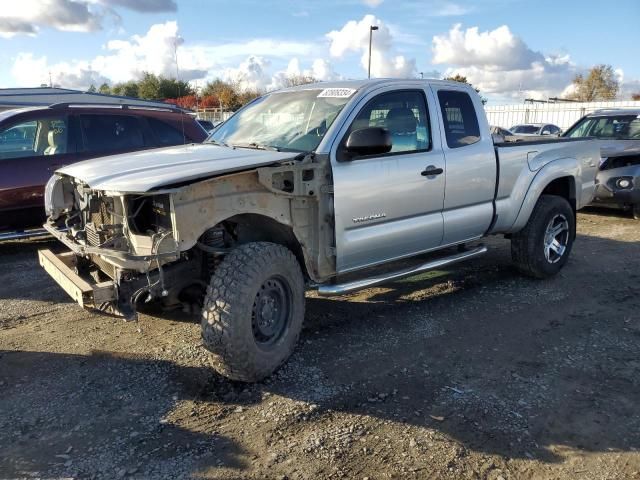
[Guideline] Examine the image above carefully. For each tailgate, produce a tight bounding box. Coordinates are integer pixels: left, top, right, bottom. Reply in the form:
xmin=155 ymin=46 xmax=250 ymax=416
xmin=38 ymin=249 xmax=116 ymax=308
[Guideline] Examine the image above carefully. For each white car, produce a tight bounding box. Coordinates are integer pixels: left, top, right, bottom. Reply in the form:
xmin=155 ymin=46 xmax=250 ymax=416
xmin=510 ymin=123 xmax=562 ymax=136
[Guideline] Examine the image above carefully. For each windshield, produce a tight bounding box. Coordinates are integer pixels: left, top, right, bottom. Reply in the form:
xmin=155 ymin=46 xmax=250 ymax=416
xmin=511 ymin=125 xmax=540 ymax=134
xmin=208 ymin=89 xmax=353 ymax=152
xmin=564 ymin=115 xmax=640 ymax=140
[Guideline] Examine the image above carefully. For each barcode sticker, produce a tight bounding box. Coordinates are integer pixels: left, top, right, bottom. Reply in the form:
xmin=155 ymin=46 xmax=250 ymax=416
xmin=318 ymin=88 xmax=356 ymax=98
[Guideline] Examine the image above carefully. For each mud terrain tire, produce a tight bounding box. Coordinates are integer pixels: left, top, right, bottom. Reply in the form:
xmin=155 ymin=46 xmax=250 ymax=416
xmin=201 ymin=242 xmax=305 ymax=382
xmin=511 ymin=194 xmax=575 ymax=279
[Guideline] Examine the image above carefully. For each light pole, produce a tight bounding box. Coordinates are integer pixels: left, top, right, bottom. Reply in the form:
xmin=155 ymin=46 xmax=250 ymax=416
xmin=368 ymin=25 xmax=378 ymax=79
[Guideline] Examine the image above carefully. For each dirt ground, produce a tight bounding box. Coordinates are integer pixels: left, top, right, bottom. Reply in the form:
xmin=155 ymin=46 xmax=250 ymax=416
xmin=1 ymin=208 xmax=639 ymax=480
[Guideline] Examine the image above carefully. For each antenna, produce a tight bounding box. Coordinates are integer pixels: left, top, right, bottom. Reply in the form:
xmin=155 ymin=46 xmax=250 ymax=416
xmin=173 ymin=38 xmax=187 ymax=146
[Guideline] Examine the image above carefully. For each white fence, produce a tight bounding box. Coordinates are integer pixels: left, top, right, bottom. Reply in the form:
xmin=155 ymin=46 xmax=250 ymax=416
xmin=196 ymin=108 xmax=234 ymax=123
xmin=485 ymin=101 xmax=640 ymax=131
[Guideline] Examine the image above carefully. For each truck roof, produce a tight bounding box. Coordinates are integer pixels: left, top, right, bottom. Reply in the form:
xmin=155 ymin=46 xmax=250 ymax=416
xmin=278 ymin=78 xmax=477 ymax=95
xmin=588 ymin=108 xmax=640 ymax=117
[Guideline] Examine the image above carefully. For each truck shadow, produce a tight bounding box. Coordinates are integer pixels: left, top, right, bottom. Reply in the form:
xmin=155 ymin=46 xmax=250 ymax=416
xmin=1 ymin=232 xmax=639 ymax=476
xmin=0 ymin=349 xmax=247 ymax=479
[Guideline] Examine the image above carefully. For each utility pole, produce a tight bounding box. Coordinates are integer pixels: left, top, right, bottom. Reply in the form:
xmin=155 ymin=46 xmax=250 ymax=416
xmin=368 ymin=25 xmax=378 ymax=79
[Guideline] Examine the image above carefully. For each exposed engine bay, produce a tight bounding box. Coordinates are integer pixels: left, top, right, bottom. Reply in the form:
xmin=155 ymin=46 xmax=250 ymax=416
xmin=42 ymin=156 xmax=334 ymax=319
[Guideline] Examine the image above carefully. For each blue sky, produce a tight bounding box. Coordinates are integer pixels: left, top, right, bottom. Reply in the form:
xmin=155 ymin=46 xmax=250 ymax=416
xmin=1 ymin=0 xmax=638 ymax=103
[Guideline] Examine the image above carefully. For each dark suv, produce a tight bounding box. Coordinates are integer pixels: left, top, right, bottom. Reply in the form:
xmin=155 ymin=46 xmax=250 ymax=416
xmin=0 ymin=103 xmax=207 ymax=234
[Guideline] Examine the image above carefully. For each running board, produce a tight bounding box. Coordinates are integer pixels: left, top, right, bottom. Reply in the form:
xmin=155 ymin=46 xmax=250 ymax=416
xmin=317 ymin=245 xmax=487 ymax=296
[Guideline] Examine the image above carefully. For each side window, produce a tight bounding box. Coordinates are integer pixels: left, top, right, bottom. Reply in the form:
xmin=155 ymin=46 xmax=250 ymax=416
xmin=437 ymin=90 xmax=480 ymax=148
xmin=147 ymin=117 xmax=186 ymax=146
xmin=80 ymin=115 xmax=145 ymax=153
xmin=0 ymin=117 xmax=69 ymax=160
xmin=346 ymin=90 xmax=431 ymax=155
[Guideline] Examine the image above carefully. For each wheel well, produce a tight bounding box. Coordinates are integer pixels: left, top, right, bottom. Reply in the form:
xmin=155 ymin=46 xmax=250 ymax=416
xmin=217 ymin=214 xmax=309 ymax=279
xmin=542 ymin=176 xmax=576 ymax=212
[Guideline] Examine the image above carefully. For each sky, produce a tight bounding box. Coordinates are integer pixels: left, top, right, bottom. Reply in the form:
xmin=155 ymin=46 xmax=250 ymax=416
xmin=0 ymin=0 xmax=638 ymax=104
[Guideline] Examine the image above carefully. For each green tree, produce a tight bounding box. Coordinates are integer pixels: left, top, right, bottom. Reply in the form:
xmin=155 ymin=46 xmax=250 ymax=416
xmin=202 ymin=79 xmax=239 ymax=110
xmin=568 ymin=64 xmax=619 ymax=101
xmin=137 ymin=72 xmax=161 ymax=99
xmin=112 ymin=80 xmax=140 ymax=98
xmin=98 ymin=83 xmax=111 ymax=95
xmin=87 ymin=84 xmax=97 ymax=93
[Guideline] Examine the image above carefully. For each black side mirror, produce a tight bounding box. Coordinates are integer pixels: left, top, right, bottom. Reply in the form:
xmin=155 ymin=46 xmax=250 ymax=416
xmin=344 ymin=127 xmax=392 ymax=158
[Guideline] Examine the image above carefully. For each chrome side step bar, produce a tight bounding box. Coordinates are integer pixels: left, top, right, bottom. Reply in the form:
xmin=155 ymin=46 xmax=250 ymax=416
xmin=317 ymin=245 xmax=487 ymax=296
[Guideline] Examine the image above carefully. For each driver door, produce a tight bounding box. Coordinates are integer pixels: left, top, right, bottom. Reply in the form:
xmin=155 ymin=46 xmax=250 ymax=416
xmin=331 ymin=88 xmax=446 ymax=273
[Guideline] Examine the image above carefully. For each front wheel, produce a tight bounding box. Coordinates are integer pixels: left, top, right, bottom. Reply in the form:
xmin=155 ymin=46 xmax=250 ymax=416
xmin=511 ymin=195 xmax=575 ymax=278
xmin=201 ymin=242 xmax=305 ymax=382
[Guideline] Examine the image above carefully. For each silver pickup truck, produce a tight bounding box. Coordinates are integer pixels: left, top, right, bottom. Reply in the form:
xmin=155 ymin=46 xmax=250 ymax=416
xmin=40 ymin=79 xmax=598 ymax=381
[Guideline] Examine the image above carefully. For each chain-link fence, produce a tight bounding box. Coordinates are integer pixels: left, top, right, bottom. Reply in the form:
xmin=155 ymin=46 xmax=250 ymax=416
xmin=485 ymin=101 xmax=640 ymax=131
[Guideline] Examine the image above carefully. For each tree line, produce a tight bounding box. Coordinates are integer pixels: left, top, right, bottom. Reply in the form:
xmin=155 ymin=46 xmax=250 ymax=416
xmin=89 ymin=73 xmax=317 ymax=111
xmin=89 ymin=66 xmax=638 ymax=111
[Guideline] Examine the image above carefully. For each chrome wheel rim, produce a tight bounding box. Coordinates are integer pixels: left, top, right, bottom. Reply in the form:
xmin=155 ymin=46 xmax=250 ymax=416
xmin=543 ymin=214 xmax=570 ymax=264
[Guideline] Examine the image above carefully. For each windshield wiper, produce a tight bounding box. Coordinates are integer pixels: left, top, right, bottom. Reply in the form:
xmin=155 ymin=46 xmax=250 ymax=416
xmin=231 ymin=142 xmax=280 ymax=152
xmin=207 ymin=139 xmax=229 ymax=147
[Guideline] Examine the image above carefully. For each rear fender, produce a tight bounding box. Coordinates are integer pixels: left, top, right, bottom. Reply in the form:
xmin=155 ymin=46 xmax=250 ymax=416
xmin=508 ymin=158 xmax=581 ymax=233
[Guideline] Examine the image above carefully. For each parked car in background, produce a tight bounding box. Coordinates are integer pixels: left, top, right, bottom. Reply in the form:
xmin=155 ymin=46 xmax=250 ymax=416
xmin=510 ymin=123 xmax=562 ymax=136
xmin=197 ymin=119 xmax=215 ymax=132
xmin=490 ymin=125 xmax=515 ymax=137
xmin=563 ymin=108 xmax=640 ymax=219
xmin=490 ymin=125 xmax=524 ymax=143
xmin=0 ymin=103 xmax=208 ymax=236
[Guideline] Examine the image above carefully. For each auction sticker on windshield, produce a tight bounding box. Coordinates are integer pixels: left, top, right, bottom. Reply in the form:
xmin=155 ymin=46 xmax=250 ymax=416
xmin=318 ymin=88 xmax=356 ymax=98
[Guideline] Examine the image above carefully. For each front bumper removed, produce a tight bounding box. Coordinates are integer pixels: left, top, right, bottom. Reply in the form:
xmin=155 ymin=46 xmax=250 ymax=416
xmin=38 ymin=249 xmax=116 ymax=308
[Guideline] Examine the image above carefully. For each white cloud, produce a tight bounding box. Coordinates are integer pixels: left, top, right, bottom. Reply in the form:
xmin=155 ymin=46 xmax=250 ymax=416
xmin=432 ymin=3 xmax=472 ymax=16
xmin=0 ymin=0 xmax=175 ymax=37
xmin=433 ymin=24 xmax=543 ymax=70
xmin=431 ymin=24 xmax=582 ymax=100
xmin=326 ymin=15 xmax=416 ymax=78
xmin=362 ymin=0 xmax=384 ymax=7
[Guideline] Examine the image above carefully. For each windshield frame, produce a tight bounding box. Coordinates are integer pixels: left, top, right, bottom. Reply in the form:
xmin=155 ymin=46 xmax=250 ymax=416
xmin=206 ymin=88 xmax=355 ymax=153
xmin=563 ymin=114 xmax=640 ymax=140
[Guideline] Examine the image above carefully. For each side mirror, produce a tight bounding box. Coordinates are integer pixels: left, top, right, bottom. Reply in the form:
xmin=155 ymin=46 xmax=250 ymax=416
xmin=344 ymin=127 xmax=392 ymax=158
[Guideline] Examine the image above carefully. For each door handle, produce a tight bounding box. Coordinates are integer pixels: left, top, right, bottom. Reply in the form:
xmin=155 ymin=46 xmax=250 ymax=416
xmin=421 ymin=166 xmax=443 ymax=177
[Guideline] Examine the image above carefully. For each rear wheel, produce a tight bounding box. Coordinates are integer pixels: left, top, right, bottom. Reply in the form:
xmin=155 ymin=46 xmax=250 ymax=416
xmin=201 ymin=242 xmax=305 ymax=382
xmin=511 ymin=195 xmax=575 ymax=278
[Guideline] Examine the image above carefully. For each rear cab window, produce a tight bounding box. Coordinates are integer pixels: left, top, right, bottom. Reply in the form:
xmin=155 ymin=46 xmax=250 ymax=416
xmin=437 ymin=90 xmax=480 ymax=148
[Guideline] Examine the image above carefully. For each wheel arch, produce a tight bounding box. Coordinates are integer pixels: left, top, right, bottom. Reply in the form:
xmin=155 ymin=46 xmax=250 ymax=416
xmin=203 ymin=213 xmax=313 ymax=281
xmin=509 ymin=158 xmax=580 ymax=233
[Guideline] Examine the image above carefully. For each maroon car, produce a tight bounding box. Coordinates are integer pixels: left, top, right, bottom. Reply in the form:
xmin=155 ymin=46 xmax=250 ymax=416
xmin=0 ymin=103 xmax=207 ymax=234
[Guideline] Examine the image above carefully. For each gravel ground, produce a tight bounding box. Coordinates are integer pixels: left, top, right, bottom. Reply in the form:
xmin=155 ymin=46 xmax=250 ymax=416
xmin=1 ymin=208 xmax=639 ymax=480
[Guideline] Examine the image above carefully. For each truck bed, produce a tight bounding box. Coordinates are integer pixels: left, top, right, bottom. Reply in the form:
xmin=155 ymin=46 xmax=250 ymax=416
xmin=490 ymin=138 xmax=598 ymax=233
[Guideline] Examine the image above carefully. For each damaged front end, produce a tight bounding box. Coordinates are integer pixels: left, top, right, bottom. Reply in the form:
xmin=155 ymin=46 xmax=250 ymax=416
xmin=41 ymin=174 xmax=191 ymax=320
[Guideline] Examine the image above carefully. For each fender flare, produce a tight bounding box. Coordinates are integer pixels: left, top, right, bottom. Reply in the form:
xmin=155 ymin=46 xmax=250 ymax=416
xmin=508 ymin=157 xmax=580 ymax=233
